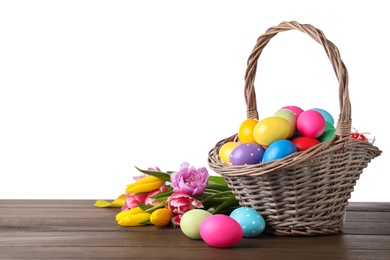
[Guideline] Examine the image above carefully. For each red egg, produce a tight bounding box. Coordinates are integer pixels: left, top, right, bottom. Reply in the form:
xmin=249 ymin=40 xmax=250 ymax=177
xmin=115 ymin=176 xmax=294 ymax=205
xmin=291 ymin=136 xmax=320 ymax=151
xmin=350 ymin=132 xmax=368 ymax=141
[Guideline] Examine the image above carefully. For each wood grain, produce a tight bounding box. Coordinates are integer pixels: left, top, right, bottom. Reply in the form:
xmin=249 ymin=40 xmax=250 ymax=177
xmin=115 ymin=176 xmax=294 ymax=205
xmin=1 ymin=200 xmax=389 ymax=259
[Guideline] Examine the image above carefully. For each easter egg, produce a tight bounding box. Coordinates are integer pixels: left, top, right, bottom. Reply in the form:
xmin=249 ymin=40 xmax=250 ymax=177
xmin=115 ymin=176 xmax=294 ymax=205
xmin=291 ymin=136 xmax=320 ymax=151
xmin=200 ymin=214 xmax=243 ymax=248
xmin=297 ymin=109 xmax=326 ymax=138
xmin=318 ymin=128 xmax=335 ymax=142
xmin=230 ymin=207 xmax=265 ymax=237
xmin=262 ymin=139 xmax=297 ymax=163
xmin=218 ymin=141 xmax=239 ymax=163
xmin=282 ymin=105 xmax=304 ymax=118
xmin=274 ymin=108 xmax=297 ymax=138
xmin=238 ymin=118 xmax=258 ymax=143
xmin=325 ymin=121 xmax=335 ymax=131
xmin=253 ymin=117 xmax=291 ymax=146
xmin=230 ymin=143 xmax=265 ymax=165
xmin=180 ymin=209 xmax=212 ymax=239
xmin=350 ymin=132 xmax=368 ymax=141
xmin=311 ymin=108 xmax=334 ymax=125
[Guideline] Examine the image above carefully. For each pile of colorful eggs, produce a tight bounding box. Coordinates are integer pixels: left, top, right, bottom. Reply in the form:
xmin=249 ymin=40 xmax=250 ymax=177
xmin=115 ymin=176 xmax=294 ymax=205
xmin=180 ymin=207 xmax=266 ymax=248
xmin=218 ymin=105 xmax=337 ymax=165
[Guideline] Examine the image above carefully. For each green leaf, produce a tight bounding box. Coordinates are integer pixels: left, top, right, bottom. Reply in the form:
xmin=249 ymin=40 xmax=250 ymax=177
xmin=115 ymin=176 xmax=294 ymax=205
xmin=134 ymin=166 xmax=171 ymax=182
xmin=138 ymin=218 xmax=152 ymax=225
xmin=206 ymin=176 xmax=231 ymax=191
xmin=144 ymin=201 xmax=167 ymax=213
xmin=205 ymin=183 xmax=231 ymax=192
xmin=208 ymin=175 xmax=228 ymax=185
xmin=137 ymin=202 xmax=152 ymax=212
xmin=200 ymin=191 xmax=235 ymax=204
xmin=151 ymin=188 xmax=173 ymax=199
xmin=210 ymin=196 xmax=239 ymax=214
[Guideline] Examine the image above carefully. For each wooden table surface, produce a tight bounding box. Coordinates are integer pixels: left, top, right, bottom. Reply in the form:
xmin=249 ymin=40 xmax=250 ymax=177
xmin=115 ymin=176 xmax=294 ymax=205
xmin=1 ymin=200 xmax=389 ymax=259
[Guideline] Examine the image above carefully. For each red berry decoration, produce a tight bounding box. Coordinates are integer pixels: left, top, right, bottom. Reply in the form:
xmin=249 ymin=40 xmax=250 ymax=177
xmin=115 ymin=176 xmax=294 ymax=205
xmin=350 ymin=132 xmax=367 ymax=141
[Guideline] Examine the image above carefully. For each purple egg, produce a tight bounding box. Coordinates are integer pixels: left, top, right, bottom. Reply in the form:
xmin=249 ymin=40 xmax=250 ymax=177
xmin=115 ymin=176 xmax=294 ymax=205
xmin=230 ymin=143 xmax=265 ymax=165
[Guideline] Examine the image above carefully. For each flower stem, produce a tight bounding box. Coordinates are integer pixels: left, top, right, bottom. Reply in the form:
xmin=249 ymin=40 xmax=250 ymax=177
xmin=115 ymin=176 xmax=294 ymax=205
xmin=210 ymin=196 xmax=239 ymax=214
xmin=144 ymin=201 xmax=167 ymax=213
xmin=200 ymin=191 xmax=236 ymax=204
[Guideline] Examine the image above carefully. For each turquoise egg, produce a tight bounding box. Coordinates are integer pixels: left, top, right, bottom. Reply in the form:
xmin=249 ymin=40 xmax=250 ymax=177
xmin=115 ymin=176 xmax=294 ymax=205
xmin=230 ymin=207 xmax=265 ymax=237
xmin=311 ymin=108 xmax=334 ymax=125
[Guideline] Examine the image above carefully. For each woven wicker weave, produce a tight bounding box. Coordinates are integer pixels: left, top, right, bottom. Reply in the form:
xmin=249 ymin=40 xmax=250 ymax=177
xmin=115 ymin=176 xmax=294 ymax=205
xmin=207 ymin=21 xmax=382 ymax=236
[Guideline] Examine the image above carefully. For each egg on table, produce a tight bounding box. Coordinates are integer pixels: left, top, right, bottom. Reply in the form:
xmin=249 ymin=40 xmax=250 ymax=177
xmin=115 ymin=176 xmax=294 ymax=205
xmin=180 ymin=209 xmax=212 ymax=240
xmin=200 ymin=214 xmax=243 ymax=248
xmin=230 ymin=207 xmax=266 ymax=237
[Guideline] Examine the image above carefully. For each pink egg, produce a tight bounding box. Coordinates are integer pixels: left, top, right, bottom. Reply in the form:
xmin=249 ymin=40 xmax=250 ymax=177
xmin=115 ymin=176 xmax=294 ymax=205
xmin=282 ymin=105 xmax=304 ymax=118
xmin=200 ymin=214 xmax=243 ymax=248
xmin=297 ymin=109 xmax=326 ymax=138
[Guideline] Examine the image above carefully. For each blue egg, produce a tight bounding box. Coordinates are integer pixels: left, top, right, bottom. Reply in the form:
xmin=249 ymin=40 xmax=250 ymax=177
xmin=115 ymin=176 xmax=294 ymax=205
xmin=230 ymin=207 xmax=265 ymax=237
xmin=262 ymin=139 xmax=297 ymax=162
xmin=311 ymin=108 xmax=334 ymax=125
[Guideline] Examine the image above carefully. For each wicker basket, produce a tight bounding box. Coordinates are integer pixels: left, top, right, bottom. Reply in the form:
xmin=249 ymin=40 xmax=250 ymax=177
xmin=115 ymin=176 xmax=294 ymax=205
xmin=207 ymin=21 xmax=382 ymax=236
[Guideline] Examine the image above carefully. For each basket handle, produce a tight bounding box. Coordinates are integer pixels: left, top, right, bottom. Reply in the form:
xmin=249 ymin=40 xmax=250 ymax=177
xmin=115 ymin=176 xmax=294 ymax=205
xmin=244 ymin=21 xmax=351 ymax=137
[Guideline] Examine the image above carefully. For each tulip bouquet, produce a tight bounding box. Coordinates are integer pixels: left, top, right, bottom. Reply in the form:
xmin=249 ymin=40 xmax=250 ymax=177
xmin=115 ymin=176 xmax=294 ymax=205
xmin=95 ymin=162 xmax=239 ymax=227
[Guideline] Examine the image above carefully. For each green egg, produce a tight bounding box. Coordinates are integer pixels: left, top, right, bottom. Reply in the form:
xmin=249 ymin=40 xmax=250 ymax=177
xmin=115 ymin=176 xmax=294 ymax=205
xmin=318 ymin=128 xmax=335 ymax=142
xmin=180 ymin=209 xmax=212 ymax=239
xmin=325 ymin=121 xmax=335 ymax=131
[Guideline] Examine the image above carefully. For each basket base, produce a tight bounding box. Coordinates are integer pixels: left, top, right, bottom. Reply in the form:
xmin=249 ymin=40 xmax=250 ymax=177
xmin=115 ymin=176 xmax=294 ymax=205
xmin=226 ymin=170 xmax=351 ymax=236
xmin=264 ymin=210 xmax=347 ymax=236
xmin=264 ymin=226 xmax=343 ymax=236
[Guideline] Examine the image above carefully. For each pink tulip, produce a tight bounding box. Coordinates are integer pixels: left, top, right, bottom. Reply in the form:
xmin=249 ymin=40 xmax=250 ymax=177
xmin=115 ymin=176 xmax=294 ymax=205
xmin=167 ymin=192 xmax=204 ymax=226
xmin=122 ymin=193 xmax=148 ymax=211
xmin=170 ymin=162 xmax=209 ymax=196
xmin=145 ymin=186 xmax=169 ymax=207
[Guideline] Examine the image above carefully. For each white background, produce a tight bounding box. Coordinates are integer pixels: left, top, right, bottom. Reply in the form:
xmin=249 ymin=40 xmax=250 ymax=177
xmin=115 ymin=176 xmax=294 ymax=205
xmin=0 ymin=1 xmax=388 ymax=201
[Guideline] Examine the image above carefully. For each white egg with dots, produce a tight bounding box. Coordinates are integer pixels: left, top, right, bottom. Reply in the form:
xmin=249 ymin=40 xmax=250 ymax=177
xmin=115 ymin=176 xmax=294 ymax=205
xmin=230 ymin=207 xmax=266 ymax=237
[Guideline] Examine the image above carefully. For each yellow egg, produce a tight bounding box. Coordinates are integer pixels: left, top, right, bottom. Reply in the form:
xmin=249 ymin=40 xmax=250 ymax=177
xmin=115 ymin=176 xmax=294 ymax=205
xmin=238 ymin=118 xmax=258 ymax=143
xmin=273 ymin=109 xmax=297 ymax=139
xmin=218 ymin=141 xmax=239 ymax=163
xmin=253 ymin=116 xmax=290 ymax=146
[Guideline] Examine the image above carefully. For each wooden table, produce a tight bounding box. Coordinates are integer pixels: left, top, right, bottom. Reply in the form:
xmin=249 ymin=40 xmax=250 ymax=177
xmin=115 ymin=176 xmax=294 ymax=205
xmin=1 ymin=200 xmax=389 ymax=259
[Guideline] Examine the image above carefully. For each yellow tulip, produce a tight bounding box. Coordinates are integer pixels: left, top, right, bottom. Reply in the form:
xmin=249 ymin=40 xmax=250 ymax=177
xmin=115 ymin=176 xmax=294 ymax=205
xmin=150 ymin=208 xmax=171 ymax=227
xmin=116 ymin=207 xmax=151 ymax=226
xmin=115 ymin=206 xmax=143 ymax=221
xmin=126 ymin=175 xmax=165 ymax=194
